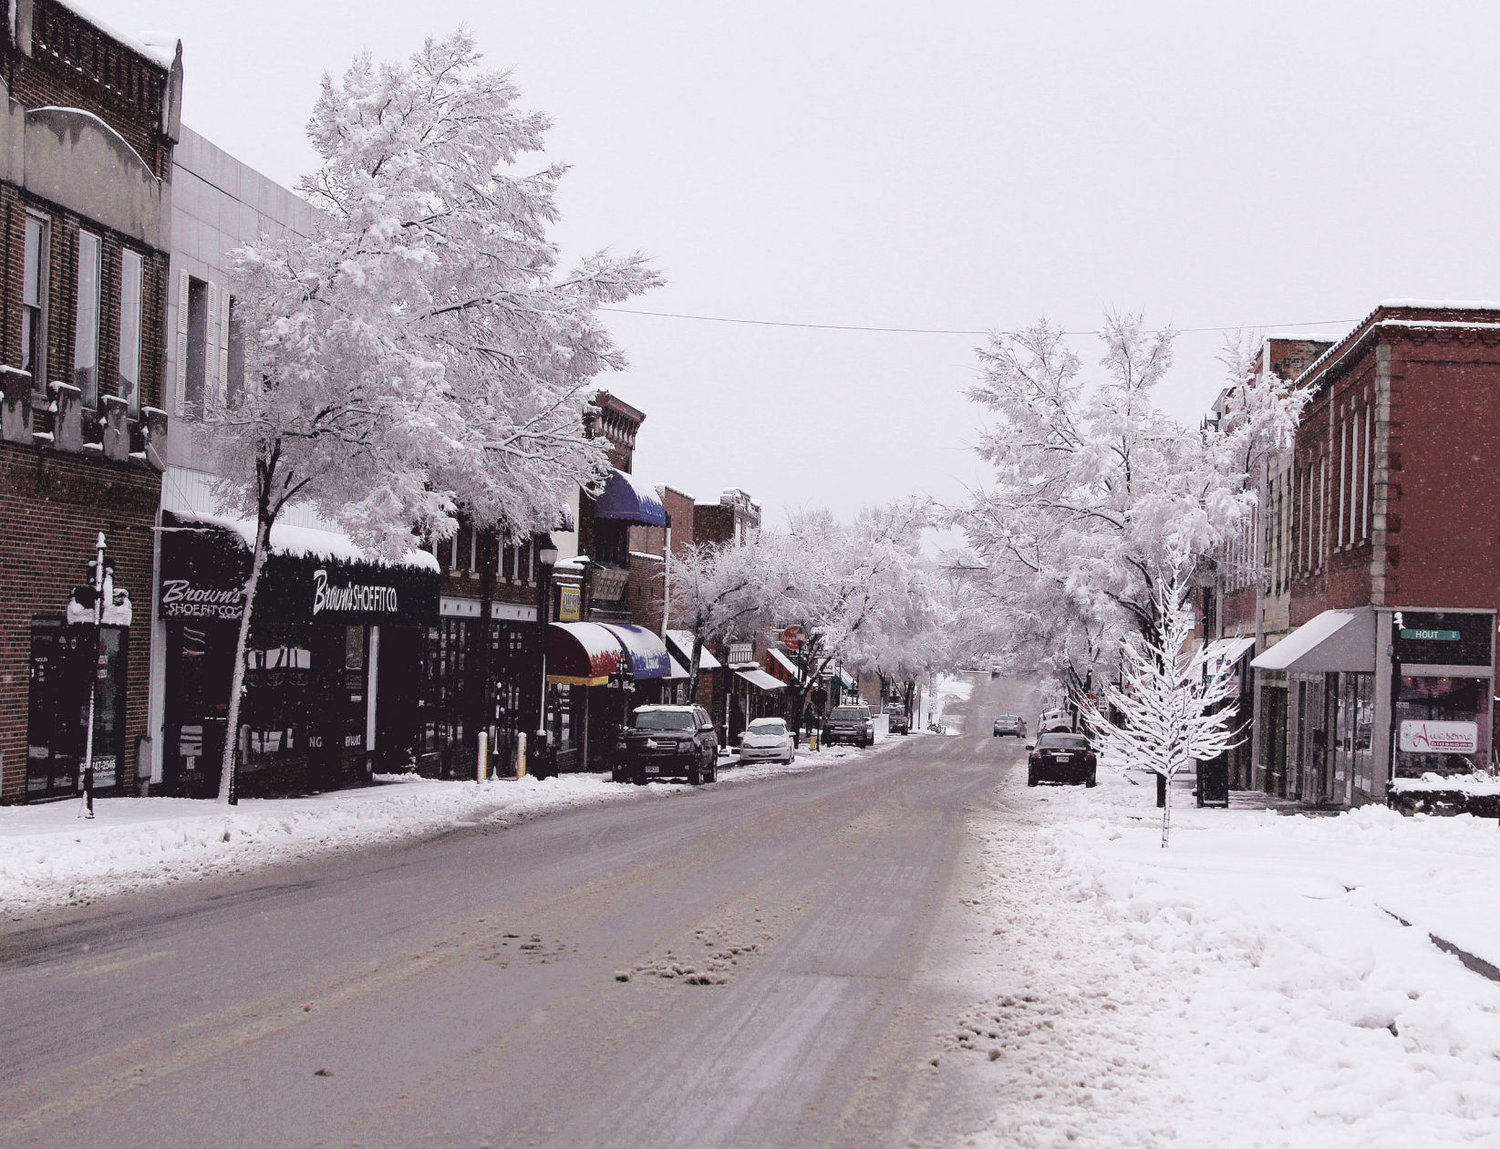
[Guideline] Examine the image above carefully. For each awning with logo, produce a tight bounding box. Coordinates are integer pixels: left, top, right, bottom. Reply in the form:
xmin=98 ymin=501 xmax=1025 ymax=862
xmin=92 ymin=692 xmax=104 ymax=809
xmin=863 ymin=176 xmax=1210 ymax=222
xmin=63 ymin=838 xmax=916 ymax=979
xmin=547 ymin=622 xmax=622 ymax=686
xmin=158 ymin=510 xmax=439 ymax=626
xmin=593 ymin=468 xmax=667 ymax=527
xmin=1250 ymin=609 xmax=1374 ymax=673
xmin=598 ymin=623 xmax=673 ymax=681
xmin=1203 ymin=635 xmax=1256 ymax=672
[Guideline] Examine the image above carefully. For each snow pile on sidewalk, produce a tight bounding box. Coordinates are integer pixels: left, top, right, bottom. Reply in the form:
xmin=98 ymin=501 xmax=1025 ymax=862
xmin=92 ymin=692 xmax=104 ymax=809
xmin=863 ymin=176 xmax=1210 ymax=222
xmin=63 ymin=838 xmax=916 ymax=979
xmin=951 ymin=770 xmax=1500 ymax=1146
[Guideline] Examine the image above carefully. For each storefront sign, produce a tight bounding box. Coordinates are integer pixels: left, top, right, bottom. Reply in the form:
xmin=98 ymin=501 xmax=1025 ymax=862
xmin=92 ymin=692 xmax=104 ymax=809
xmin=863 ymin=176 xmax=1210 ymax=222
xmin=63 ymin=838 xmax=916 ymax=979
xmin=557 ymin=585 xmax=581 ymax=622
xmin=727 ymin=642 xmax=753 ymax=666
xmin=1398 ymin=720 xmax=1479 ymax=754
xmin=160 ymin=519 xmax=438 ymax=626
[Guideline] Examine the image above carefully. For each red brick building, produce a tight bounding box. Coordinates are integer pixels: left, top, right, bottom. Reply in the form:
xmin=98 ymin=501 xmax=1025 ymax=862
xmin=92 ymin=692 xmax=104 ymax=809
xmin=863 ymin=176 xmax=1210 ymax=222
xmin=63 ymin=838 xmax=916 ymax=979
xmin=1252 ymin=302 xmax=1500 ymax=806
xmin=0 ymin=2 xmax=179 ymax=802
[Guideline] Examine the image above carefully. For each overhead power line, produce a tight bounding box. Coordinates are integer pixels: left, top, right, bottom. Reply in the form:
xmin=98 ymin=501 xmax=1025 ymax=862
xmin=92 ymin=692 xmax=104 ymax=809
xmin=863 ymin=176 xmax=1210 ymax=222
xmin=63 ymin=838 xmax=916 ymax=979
xmin=597 ymin=306 xmax=1357 ymax=338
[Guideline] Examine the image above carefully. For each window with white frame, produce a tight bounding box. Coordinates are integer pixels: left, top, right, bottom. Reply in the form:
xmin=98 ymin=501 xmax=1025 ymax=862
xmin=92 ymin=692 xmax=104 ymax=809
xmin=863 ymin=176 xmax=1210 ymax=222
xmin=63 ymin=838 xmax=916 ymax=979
xmin=21 ymin=215 xmax=48 ymax=390
xmin=118 ymin=250 xmax=142 ymax=416
xmin=73 ymin=232 xmax=101 ymax=406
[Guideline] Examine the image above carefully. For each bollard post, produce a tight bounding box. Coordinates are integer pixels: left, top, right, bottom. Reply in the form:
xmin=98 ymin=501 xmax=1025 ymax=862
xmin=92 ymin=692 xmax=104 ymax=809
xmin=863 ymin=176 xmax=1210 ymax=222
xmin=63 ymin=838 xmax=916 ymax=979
xmin=515 ymin=732 xmax=527 ymax=779
xmin=477 ymin=731 xmax=488 ymax=784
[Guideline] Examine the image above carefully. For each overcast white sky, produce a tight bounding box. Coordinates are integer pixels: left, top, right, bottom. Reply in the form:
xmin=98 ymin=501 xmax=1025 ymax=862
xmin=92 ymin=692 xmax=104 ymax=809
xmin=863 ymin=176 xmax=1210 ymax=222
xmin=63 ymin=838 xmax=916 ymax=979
xmin=83 ymin=0 xmax=1500 ymax=526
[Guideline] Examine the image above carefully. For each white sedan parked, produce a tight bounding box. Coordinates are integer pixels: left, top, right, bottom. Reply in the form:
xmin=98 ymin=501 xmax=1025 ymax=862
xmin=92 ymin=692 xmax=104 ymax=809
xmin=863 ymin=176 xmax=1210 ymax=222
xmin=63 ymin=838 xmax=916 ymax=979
xmin=736 ymin=717 xmax=796 ymax=764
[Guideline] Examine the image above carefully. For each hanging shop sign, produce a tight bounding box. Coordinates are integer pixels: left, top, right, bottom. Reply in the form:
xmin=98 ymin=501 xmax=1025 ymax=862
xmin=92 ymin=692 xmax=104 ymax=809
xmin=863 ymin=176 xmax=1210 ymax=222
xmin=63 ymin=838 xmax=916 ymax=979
xmin=1398 ymin=720 xmax=1480 ymax=755
xmin=159 ymin=520 xmax=438 ymax=626
xmin=557 ymin=584 xmax=582 ymax=622
xmin=727 ymin=642 xmax=754 ymax=666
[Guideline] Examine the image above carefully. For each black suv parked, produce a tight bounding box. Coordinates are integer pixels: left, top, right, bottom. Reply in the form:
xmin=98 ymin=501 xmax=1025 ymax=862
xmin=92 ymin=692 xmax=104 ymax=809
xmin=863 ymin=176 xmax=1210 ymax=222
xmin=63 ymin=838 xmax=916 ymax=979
xmin=613 ymin=704 xmax=720 ymax=785
xmin=822 ymin=703 xmax=874 ymax=747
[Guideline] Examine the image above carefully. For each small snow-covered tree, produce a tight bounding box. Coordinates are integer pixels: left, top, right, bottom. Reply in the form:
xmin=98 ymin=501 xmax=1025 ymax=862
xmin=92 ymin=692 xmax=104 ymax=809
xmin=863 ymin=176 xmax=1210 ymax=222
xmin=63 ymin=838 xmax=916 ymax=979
xmin=210 ymin=32 xmax=659 ymax=802
xmin=1079 ymin=562 xmax=1243 ymax=848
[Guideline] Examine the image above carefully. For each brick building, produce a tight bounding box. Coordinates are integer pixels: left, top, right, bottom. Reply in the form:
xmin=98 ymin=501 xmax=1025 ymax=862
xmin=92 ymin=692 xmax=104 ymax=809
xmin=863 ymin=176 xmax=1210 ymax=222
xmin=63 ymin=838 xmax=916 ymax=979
xmin=1251 ymin=302 xmax=1500 ymax=806
xmin=0 ymin=2 xmax=179 ymax=802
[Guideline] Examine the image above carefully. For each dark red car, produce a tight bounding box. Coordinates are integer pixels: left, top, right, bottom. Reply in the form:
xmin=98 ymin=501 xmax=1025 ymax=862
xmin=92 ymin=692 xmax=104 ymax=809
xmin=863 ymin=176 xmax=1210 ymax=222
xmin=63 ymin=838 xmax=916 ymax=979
xmin=1027 ymin=732 xmax=1097 ymax=787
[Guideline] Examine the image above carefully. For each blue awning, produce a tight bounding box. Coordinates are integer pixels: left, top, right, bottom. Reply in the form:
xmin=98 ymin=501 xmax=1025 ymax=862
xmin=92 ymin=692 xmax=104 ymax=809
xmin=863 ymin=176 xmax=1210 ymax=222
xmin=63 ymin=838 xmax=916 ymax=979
xmin=598 ymin=623 xmax=673 ymax=681
xmin=594 ymin=468 xmax=666 ymax=527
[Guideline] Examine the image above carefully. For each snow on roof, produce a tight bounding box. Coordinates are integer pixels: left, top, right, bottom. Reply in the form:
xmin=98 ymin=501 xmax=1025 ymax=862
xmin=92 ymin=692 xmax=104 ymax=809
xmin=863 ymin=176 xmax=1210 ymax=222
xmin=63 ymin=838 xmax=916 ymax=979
xmin=53 ymin=0 xmax=178 ymax=68
xmin=175 ymin=509 xmax=438 ymax=573
xmin=1378 ymin=298 xmax=1500 ymax=311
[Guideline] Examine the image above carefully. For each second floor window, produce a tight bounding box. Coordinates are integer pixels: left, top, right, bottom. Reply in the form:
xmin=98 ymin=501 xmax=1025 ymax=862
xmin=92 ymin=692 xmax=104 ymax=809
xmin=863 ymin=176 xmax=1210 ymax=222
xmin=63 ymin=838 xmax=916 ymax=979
xmin=74 ymin=231 xmax=100 ymax=406
xmin=119 ymin=250 xmax=142 ymax=416
xmin=183 ymin=275 xmax=207 ymax=414
xmin=22 ymin=215 xmax=48 ymax=389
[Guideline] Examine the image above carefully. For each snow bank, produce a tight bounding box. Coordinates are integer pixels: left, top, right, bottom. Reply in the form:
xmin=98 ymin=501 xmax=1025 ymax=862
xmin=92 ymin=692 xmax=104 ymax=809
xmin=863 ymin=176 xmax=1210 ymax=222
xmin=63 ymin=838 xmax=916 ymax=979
xmin=955 ymin=767 xmax=1500 ymax=1145
xmin=0 ymin=742 xmax=897 ymax=921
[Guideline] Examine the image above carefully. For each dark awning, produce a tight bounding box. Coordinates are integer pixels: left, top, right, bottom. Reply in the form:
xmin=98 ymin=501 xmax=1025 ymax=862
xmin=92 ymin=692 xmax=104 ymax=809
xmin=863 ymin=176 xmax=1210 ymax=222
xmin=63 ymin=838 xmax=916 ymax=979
xmin=598 ymin=623 xmax=673 ymax=681
xmin=159 ymin=511 xmax=439 ymax=626
xmin=547 ymin=622 xmax=622 ymax=686
xmin=593 ymin=468 xmax=666 ymax=527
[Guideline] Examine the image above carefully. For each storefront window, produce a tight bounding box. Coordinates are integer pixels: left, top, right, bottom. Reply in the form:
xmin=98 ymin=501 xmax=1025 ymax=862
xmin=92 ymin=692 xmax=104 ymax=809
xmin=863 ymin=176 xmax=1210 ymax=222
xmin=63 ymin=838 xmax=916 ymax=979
xmin=1393 ymin=676 xmax=1490 ymax=778
xmin=241 ymin=624 xmax=313 ymax=765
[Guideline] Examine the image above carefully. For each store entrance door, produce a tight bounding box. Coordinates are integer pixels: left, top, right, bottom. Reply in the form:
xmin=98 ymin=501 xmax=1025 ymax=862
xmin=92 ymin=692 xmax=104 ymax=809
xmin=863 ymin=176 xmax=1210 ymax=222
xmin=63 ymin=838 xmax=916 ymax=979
xmin=26 ymin=618 xmax=127 ymax=799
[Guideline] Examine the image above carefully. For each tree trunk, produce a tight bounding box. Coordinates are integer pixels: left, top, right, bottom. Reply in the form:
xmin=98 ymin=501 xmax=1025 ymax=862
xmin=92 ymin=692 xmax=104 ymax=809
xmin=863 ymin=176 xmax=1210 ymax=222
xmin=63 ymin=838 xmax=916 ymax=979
xmin=1160 ymin=779 xmax=1173 ymax=849
xmin=219 ymin=517 xmax=270 ymax=804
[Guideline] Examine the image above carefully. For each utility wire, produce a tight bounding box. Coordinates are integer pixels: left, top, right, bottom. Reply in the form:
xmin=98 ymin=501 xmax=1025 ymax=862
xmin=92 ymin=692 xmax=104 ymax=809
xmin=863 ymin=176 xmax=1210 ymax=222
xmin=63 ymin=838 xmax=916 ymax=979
xmin=598 ymin=306 xmax=1357 ymax=338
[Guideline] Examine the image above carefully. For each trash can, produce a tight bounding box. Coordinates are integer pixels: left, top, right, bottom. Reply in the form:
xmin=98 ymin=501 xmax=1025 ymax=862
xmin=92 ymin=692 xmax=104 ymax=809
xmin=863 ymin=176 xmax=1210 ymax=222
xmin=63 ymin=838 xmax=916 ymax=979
xmin=1196 ymin=754 xmax=1229 ymax=807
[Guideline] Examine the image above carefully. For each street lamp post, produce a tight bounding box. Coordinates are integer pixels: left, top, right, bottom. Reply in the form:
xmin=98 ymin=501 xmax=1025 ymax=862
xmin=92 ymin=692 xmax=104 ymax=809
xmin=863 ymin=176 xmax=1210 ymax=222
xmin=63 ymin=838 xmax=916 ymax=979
xmin=533 ymin=536 xmax=559 ymax=778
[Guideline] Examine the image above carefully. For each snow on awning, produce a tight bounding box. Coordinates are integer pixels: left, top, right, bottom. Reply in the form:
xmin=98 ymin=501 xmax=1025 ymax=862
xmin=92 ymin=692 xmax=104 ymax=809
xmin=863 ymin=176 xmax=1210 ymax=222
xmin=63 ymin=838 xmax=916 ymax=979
xmin=663 ymin=656 xmax=690 ymax=681
xmin=1205 ymin=635 xmax=1256 ymax=673
xmin=159 ymin=510 xmax=439 ymax=626
xmin=735 ymin=667 xmax=786 ymax=692
xmin=765 ymin=647 xmax=804 ymax=683
xmin=594 ymin=468 xmax=666 ymax=527
xmin=598 ymin=623 xmax=673 ymax=681
xmin=547 ymin=622 xmax=622 ymax=686
xmin=1251 ymin=609 xmax=1374 ymax=673
xmin=665 ymin=629 xmax=722 ymax=671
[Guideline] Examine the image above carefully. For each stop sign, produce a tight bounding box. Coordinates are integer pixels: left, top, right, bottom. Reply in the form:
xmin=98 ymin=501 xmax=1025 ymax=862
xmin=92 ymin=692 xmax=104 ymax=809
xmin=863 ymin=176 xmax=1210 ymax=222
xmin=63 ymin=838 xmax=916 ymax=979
xmin=783 ymin=625 xmax=802 ymax=650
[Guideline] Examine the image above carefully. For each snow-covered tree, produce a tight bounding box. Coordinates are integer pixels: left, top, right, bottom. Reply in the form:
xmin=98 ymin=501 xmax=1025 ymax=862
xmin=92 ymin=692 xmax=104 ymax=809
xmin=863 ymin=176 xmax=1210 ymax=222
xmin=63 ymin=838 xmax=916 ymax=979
xmin=1079 ymin=562 xmax=1243 ymax=848
xmin=669 ymin=532 xmax=795 ymax=699
xmin=209 ymin=32 xmax=660 ymax=802
xmin=953 ymin=314 xmax=1304 ymax=713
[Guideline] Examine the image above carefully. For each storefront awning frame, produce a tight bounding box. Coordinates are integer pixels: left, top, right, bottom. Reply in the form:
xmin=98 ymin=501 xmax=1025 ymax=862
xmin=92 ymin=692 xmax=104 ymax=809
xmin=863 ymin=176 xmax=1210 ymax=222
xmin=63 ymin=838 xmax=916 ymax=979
xmin=547 ymin=621 xmax=622 ymax=686
xmin=1250 ymin=609 xmax=1375 ymax=673
xmin=593 ymin=468 xmax=667 ymax=527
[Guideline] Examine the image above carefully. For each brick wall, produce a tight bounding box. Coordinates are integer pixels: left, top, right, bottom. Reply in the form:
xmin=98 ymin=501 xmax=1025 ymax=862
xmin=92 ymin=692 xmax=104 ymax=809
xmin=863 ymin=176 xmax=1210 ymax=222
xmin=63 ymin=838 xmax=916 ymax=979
xmin=0 ymin=442 xmax=160 ymax=802
xmin=0 ymin=183 xmax=168 ymax=412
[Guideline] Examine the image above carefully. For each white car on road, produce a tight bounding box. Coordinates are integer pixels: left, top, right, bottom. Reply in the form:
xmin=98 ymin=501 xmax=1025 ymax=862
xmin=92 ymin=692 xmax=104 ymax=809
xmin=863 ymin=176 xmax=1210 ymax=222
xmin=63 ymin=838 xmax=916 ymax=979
xmin=737 ymin=717 xmax=796 ymax=764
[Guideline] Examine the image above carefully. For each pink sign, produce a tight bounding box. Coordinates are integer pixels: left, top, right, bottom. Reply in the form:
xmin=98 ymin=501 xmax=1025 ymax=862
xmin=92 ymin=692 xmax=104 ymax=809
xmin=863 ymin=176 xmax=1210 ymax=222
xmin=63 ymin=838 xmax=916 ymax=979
xmin=1398 ymin=720 xmax=1480 ymax=754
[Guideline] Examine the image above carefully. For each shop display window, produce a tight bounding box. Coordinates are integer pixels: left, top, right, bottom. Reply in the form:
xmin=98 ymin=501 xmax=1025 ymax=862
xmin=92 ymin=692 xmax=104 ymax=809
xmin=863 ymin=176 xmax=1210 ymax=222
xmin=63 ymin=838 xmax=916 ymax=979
xmin=1393 ymin=675 xmax=1490 ymax=778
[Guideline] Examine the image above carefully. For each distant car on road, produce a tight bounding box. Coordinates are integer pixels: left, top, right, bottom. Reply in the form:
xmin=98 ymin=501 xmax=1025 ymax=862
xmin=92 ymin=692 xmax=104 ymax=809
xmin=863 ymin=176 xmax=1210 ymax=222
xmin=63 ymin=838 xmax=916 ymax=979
xmin=1027 ymin=732 xmax=1097 ymax=787
xmin=737 ymin=717 xmax=796 ymax=764
xmin=992 ymin=714 xmax=1026 ymax=738
xmin=883 ymin=704 xmax=910 ymax=735
xmin=613 ymin=704 xmax=719 ymax=785
xmin=823 ymin=703 xmax=874 ymax=747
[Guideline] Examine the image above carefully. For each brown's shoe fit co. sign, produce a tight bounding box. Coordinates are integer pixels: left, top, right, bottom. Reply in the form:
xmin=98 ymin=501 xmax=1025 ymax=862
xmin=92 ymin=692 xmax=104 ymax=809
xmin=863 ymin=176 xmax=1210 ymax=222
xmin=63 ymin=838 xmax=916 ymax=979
xmin=159 ymin=512 xmax=439 ymax=627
